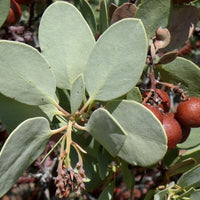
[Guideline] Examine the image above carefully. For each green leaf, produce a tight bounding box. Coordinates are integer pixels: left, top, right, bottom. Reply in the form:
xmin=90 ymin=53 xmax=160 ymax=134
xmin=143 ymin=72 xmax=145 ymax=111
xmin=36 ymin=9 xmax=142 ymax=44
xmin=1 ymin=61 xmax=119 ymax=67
xmin=106 ymin=100 xmax=167 ymax=167
xmin=121 ymin=161 xmax=135 ymax=189
xmin=39 ymin=1 xmax=95 ymax=90
xmin=136 ymin=0 xmax=171 ymax=39
xmin=79 ymin=0 xmax=97 ymax=35
xmin=99 ymin=0 xmax=109 ymax=33
xmin=177 ymin=128 xmax=200 ymax=149
xmin=85 ymin=18 xmax=147 ymax=101
xmin=158 ymin=57 xmax=200 ymax=98
xmin=191 ymin=189 xmax=200 ymax=200
xmin=174 ymin=145 xmax=200 ymax=164
xmin=126 ymin=87 xmax=142 ymax=103
xmin=97 ymin=146 xmax=111 ymax=180
xmin=0 ymin=40 xmax=56 ymax=105
xmin=0 ymin=0 xmax=10 ymax=27
xmin=167 ymin=158 xmax=196 ymax=177
xmin=0 ymin=93 xmax=48 ymax=132
xmin=86 ymin=108 xmax=127 ymax=157
xmin=178 ymin=164 xmax=200 ymax=190
xmin=98 ymin=180 xmax=115 ymax=200
xmin=70 ymin=74 xmax=85 ymax=114
xmin=0 ymin=117 xmax=51 ymax=197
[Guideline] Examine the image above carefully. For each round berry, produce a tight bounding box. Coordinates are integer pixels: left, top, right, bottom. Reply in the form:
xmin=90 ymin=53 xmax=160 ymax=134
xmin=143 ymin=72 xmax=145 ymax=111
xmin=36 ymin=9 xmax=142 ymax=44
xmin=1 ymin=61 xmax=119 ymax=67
xmin=162 ymin=114 xmax=182 ymax=150
xmin=144 ymin=104 xmax=163 ymax=123
xmin=176 ymin=97 xmax=200 ymax=128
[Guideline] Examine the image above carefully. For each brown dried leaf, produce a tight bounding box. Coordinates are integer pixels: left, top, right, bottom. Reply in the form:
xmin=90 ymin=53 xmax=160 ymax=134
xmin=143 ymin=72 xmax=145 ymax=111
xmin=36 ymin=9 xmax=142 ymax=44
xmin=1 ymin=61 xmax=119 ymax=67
xmin=161 ymin=5 xmax=199 ymax=52
xmin=110 ymin=3 xmax=137 ymax=25
xmin=154 ymin=27 xmax=171 ymax=51
xmin=156 ymin=51 xmax=178 ymax=65
xmin=109 ymin=3 xmax=118 ymax=20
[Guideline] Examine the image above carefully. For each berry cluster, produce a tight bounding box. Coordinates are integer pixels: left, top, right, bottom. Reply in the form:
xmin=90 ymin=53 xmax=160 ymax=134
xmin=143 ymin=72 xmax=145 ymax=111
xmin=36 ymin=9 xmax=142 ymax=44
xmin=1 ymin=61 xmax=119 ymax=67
xmin=3 ymin=0 xmax=34 ymax=27
xmin=143 ymin=89 xmax=200 ymax=150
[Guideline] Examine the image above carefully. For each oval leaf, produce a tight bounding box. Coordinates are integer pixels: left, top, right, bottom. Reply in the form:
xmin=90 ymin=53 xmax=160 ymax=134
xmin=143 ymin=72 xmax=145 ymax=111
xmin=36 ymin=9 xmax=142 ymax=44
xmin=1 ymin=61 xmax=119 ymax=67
xmin=85 ymin=18 xmax=147 ymax=101
xmin=86 ymin=108 xmax=127 ymax=157
xmin=98 ymin=180 xmax=115 ymax=200
xmin=0 ymin=40 xmax=56 ymax=105
xmin=39 ymin=1 xmax=95 ymax=89
xmin=70 ymin=74 xmax=85 ymax=114
xmin=0 ymin=0 xmax=10 ymax=27
xmin=0 ymin=117 xmax=51 ymax=197
xmin=158 ymin=57 xmax=200 ymax=98
xmin=106 ymin=100 xmax=167 ymax=167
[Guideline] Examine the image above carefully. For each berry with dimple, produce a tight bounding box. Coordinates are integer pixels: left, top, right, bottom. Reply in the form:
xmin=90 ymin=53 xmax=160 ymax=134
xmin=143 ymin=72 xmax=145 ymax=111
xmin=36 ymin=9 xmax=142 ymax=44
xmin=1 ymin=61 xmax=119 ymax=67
xmin=155 ymin=89 xmax=170 ymax=113
xmin=3 ymin=0 xmax=21 ymax=27
xmin=176 ymin=97 xmax=200 ymax=128
xmin=15 ymin=0 xmax=34 ymax=4
xmin=162 ymin=114 xmax=182 ymax=150
xmin=143 ymin=104 xmax=163 ymax=123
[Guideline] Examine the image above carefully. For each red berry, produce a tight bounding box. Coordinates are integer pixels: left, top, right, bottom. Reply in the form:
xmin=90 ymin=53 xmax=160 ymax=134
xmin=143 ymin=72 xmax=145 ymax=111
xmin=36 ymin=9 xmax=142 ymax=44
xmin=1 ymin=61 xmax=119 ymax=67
xmin=176 ymin=97 xmax=200 ymax=128
xmin=3 ymin=0 xmax=21 ymax=27
xmin=162 ymin=114 xmax=182 ymax=150
xmin=155 ymin=89 xmax=170 ymax=113
xmin=15 ymin=0 xmax=34 ymax=4
xmin=144 ymin=104 xmax=163 ymax=123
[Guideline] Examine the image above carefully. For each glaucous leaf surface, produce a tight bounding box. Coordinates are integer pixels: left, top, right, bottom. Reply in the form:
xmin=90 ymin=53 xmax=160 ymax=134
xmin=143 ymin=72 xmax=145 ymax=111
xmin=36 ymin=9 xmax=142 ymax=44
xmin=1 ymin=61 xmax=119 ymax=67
xmin=0 ymin=0 xmax=10 ymax=27
xmin=0 ymin=40 xmax=56 ymax=105
xmin=86 ymin=108 xmax=127 ymax=157
xmin=70 ymin=74 xmax=85 ymax=114
xmin=158 ymin=57 xmax=200 ymax=98
xmin=39 ymin=1 xmax=95 ymax=89
xmin=126 ymin=87 xmax=142 ymax=102
xmin=136 ymin=0 xmax=171 ymax=39
xmin=85 ymin=18 xmax=147 ymax=101
xmin=0 ymin=93 xmax=48 ymax=132
xmin=178 ymin=164 xmax=200 ymax=190
xmin=106 ymin=100 xmax=167 ymax=167
xmin=191 ymin=189 xmax=200 ymax=200
xmin=0 ymin=117 xmax=51 ymax=197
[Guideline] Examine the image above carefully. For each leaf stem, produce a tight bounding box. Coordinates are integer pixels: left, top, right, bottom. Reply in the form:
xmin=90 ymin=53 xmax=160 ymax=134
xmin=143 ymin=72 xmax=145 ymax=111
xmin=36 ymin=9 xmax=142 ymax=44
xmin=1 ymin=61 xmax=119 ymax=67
xmin=54 ymin=101 xmax=71 ymax=117
xmin=51 ymin=124 xmax=68 ymax=135
xmin=74 ymin=122 xmax=86 ymax=131
xmin=65 ymin=120 xmax=73 ymax=167
xmin=41 ymin=135 xmax=65 ymax=164
xmin=79 ymin=98 xmax=93 ymax=115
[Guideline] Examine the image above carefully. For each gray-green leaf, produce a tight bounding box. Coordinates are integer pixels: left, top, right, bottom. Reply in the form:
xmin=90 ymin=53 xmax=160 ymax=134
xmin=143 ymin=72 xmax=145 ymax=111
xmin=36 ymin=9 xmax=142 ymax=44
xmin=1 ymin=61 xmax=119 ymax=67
xmin=0 ymin=0 xmax=10 ymax=27
xmin=0 ymin=40 xmax=56 ymax=105
xmin=158 ymin=57 xmax=200 ymax=98
xmin=106 ymin=100 xmax=167 ymax=167
xmin=0 ymin=117 xmax=51 ymax=197
xmin=86 ymin=108 xmax=127 ymax=157
xmin=85 ymin=18 xmax=147 ymax=101
xmin=70 ymin=74 xmax=85 ymax=114
xmin=39 ymin=1 xmax=95 ymax=89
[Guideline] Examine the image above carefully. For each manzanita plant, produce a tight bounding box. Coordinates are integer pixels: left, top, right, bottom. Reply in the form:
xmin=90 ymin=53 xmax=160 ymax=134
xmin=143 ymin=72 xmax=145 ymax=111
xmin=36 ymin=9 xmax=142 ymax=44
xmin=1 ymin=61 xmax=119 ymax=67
xmin=0 ymin=0 xmax=200 ymax=199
